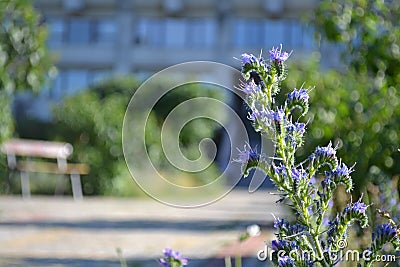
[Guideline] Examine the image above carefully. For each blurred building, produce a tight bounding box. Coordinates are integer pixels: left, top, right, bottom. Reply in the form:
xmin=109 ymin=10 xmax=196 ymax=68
xmin=25 ymin=0 xmax=336 ymax=185
xmin=29 ymin=0 xmax=322 ymax=104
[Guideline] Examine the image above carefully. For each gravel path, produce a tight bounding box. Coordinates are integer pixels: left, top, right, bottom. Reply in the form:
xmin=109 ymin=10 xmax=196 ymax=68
xmin=0 ymin=190 xmax=282 ymax=266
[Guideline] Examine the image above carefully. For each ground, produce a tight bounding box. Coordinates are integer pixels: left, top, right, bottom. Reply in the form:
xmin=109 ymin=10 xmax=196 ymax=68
xmin=0 ymin=189 xmax=283 ymax=267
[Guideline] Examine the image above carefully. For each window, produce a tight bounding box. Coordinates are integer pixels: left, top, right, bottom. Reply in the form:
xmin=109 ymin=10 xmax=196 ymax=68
xmin=264 ymin=19 xmax=285 ymax=48
xmin=68 ymin=18 xmax=91 ymax=44
xmin=231 ymin=18 xmax=316 ymax=50
xmin=136 ymin=18 xmax=165 ymax=46
xmin=232 ymin=19 xmax=264 ymax=47
xmin=135 ymin=17 xmax=217 ymax=48
xmin=186 ymin=19 xmax=217 ymax=47
xmin=47 ymin=18 xmax=65 ymax=46
xmin=46 ymin=17 xmax=116 ymax=45
xmin=65 ymin=70 xmax=89 ymax=94
xmin=165 ymin=18 xmax=186 ymax=47
xmin=94 ymin=19 xmax=117 ymax=44
xmin=48 ymin=69 xmax=111 ymax=100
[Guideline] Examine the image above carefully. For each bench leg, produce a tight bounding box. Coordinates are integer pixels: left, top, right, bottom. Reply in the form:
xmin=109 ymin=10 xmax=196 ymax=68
xmin=70 ymin=173 xmax=83 ymax=201
xmin=20 ymin=172 xmax=31 ymax=199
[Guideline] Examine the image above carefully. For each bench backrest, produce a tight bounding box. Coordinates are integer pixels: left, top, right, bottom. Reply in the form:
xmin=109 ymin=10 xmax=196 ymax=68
xmin=1 ymin=139 xmax=74 ymax=169
xmin=1 ymin=139 xmax=73 ymax=159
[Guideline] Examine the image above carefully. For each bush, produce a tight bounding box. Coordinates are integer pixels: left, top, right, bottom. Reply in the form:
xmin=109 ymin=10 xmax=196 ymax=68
xmin=52 ymin=76 xmax=226 ymax=196
xmin=281 ymin=56 xmax=400 ymax=193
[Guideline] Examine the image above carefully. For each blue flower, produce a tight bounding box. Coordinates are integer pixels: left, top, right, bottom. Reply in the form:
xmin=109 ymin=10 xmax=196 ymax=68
xmin=269 ymin=45 xmax=290 ymax=63
xmin=241 ymin=81 xmax=261 ymax=95
xmin=314 ymin=142 xmax=336 ymax=159
xmin=373 ymin=223 xmax=397 ymax=242
xmin=309 ymin=142 xmax=338 ymax=169
xmin=286 ymin=88 xmax=309 ymax=116
xmin=287 ymin=89 xmax=309 ymax=103
xmin=236 ymin=144 xmax=263 ymax=177
xmin=160 ymin=248 xmax=188 ymax=267
xmin=335 ymin=163 xmax=350 ymax=176
xmin=248 ymin=108 xmax=269 ymax=123
xmin=278 ymin=256 xmax=296 ymax=267
xmin=273 ymin=163 xmax=287 ymax=177
xmin=327 ymin=216 xmax=340 ymax=244
xmin=272 ymin=240 xmax=289 ymax=251
xmin=343 ymin=198 xmax=369 ymax=227
xmin=287 ymin=122 xmax=306 ymax=135
xmin=274 ymin=218 xmax=288 ymax=230
xmin=372 ymin=223 xmax=399 ymax=252
xmin=236 ymin=144 xmax=259 ymax=164
xmin=291 ymin=168 xmax=306 ymax=182
xmin=241 ymin=53 xmax=257 ymax=65
xmin=268 ymin=108 xmax=285 ymax=122
xmin=351 ymin=199 xmax=368 ymax=214
xmin=324 ymin=162 xmax=354 ymax=192
xmin=274 ymin=218 xmax=306 ymax=235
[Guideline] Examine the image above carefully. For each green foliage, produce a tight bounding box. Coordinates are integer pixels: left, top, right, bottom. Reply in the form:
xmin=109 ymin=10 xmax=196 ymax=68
xmin=53 ymin=76 xmax=225 ymax=195
xmin=282 ymin=56 xmax=400 ymax=194
xmin=279 ymin=0 xmax=400 ymax=193
xmin=0 ymin=0 xmax=53 ymax=144
xmin=0 ymin=0 xmax=53 ymax=93
xmin=314 ymin=0 xmax=400 ymax=84
xmin=0 ymin=91 xmax=13 ymax=142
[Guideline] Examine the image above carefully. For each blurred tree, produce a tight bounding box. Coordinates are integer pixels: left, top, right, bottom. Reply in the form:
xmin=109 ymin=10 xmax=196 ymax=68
xmin=284 ymin=0 xmax=400 ymax=193
xmin=53 ymin=77 xmax=225 ymax=196
xmin=314 ymin=0 xmax=400 ymax=84
xmin=283 ymin=57 xmax=400 ymax=193
xmin=0 ymin=0 xmax=53 ymax=142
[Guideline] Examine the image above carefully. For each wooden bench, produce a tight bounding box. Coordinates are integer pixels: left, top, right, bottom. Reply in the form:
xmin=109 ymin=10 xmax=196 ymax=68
xmin=1 ymin=139 xmax=89 ymax=200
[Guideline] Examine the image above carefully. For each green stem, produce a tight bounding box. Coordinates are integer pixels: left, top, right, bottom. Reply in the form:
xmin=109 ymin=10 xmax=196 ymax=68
xmin=224 ymin=256 xmax=232 ymax=267
xmin=312 ymin=234 xmax=329 ymax=267
xmin=235 ymin=253 xmax=242 ymax=267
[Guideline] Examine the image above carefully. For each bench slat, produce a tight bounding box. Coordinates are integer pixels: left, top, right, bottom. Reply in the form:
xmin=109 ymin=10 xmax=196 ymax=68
xmin=16 ymin=161 xmax=89 ymax=175
xmin=1 ymin=139 xmax=73 ymax=159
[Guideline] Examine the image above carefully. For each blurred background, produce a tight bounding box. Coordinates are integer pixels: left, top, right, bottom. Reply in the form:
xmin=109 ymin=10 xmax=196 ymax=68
xmin=1 ymin=0 xmax=400 ymax=266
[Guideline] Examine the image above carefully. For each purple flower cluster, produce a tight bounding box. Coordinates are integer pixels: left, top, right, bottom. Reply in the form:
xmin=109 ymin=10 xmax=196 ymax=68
xmin=291 ymin=168 xmax=306 ymax=182
xmin=372 ymin=223 xmax=398 ymax=250
xmin=287 ymin=89 xmax=309 ymax=103
xmin=274 ymin=218 xmax=307 ymax=236
xmin=236 ymin=144 xmax=259 ymax=164
xmin=272 ymin=163 xmax=287 ymax=177
xmin=345 ymin=199 xmax=368 ymax=214
xmin=236 ymin=46 xmax=380 ymax=267
xmin=159 ymin=248 xmax=188 ymax=267
xmin=327 ymin=198 xmax=369 ymax=246
xmin=314 ymin=142 xmax=336 ymax=159
xmin=268 ymin=108 xmax=285 ymax=122
xmin=278 ymin=256 xmax=295 ymax=267
xmin=332 ymin=163 xmax=352 ymax=177
xmin=324 ymin=163 xmax=354 ymax=192
xmin=248 ymin=108 xmax=285 ymax=131
xmin=286 ymin=122 xmax=306 ymax=135
xmin=241 ymin=81 xmax=261 ymax=94
xmin=343 ymin=198 xmax=369 ymax=228
xmin=241 ymin=53 xmax=258 ymax=65
xmin=285 ymin=122 xmax=306 ymax=148
xmin=309 ymin=142 xmax=338 ymax=169
xmin=269 ymin=45 xmax=290 ymax=63
xmin=271 ymin=239 xmax=298 ymax=251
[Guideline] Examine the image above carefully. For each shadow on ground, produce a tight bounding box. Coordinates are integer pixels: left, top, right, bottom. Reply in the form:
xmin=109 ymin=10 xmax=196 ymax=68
xmin=0 ymin=219 xmax=272 ymax=232
xmin=0 ymin=256 xmax=270 ymax=267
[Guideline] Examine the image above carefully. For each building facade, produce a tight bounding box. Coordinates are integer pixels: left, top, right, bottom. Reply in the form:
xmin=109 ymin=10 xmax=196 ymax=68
xmin=26 ymin=0 xmax=336 ymax=185
xmin=31 ymin=0 xmax=321 ymax=103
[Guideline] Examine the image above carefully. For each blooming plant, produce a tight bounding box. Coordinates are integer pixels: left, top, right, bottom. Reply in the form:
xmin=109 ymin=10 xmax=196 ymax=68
xmin=237 ymin=45 xmax=400 ymax=266
xmin=159 ymin=248 xmax=188 ymax=267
